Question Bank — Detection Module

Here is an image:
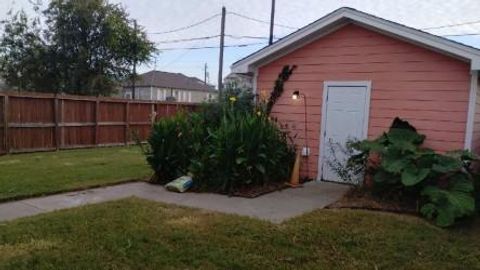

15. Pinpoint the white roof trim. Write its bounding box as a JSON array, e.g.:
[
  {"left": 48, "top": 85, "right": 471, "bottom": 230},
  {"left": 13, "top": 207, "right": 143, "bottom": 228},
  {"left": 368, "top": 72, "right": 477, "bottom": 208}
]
[{"left": 231, "top": 8, "right": 480, "bottom": 73}]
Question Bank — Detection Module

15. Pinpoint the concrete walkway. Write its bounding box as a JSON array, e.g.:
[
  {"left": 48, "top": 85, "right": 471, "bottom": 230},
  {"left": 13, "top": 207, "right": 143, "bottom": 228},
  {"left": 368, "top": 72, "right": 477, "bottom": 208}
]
[{"left": 0, "top": 181, "right": 350, "bottom": 223}]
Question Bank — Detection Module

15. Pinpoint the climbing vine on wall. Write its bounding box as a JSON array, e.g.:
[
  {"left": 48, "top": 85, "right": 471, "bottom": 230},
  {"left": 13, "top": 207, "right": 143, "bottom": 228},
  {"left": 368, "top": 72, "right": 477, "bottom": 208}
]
[{"left": 266, "top": 65, "right": 297, "bottom": 115}]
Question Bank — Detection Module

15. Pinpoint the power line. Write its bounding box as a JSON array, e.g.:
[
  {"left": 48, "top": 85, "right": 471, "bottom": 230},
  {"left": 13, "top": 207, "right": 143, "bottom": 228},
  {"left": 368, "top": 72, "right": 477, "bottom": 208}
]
[
  {"left": 421, "top": 20, "right": 480, "bottom": 30},
  {"left": 148, "top": 13, "right": 221, "bottom": 35},
  {"left": 156, "top": 42, "right": 266, "bottom": 51},
  {"left": 228, "top": 11, "right": 298, "bottom": 30},
  {"left": 155, "top": 35, "right": 220, "bottom": 44},
  {"left": 226, "top": 34, "right": 274, "bottom": 40},
  {"left": 442, "top": 33, "right": 480, "bottom": 37},
  {"left": 153, "top": 34, "right": 275, "bottom": 44}
]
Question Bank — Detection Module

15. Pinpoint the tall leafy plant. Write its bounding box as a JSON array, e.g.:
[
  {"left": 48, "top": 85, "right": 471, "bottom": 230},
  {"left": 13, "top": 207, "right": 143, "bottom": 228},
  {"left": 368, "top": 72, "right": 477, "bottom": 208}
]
[
  {"left": 202, "top": 108, "right": 294, "bottom": 193},
  {"left": 146, "top": 113, "right": 199, "bottom": 183},
  {"left": 348, "top": 118, "right": 477, "bottom": 227},
  {"left": 146, "top": 87, "right": 296, "bottom": 194}
]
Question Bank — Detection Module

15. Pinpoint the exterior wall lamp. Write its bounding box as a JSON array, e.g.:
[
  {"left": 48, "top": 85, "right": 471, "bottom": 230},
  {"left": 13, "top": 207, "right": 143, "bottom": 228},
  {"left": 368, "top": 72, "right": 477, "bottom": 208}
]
[{"left": 292, "top": 90, "right": 310, "bottom": 179}]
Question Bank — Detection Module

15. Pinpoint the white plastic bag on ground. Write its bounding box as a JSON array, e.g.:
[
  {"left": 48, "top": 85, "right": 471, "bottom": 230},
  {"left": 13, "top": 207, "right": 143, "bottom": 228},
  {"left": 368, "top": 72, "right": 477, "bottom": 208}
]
[{"left": 165, "top": 176, "right": 193, "bottom": 193}]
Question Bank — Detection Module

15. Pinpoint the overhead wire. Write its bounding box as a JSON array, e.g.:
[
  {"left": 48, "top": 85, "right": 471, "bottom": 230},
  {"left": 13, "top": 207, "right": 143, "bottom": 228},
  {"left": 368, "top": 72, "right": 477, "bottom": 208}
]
[
  {"left": 148, "top": 13, "right": 221, "bottom": 35},
  {"left": 227, "top": 11, "right": 299, "bottom": 30},
  {"left": 156, "top": 42, "right": 267, "bottom": 51},
  {"left": 155, "top": 35, "right": 220, "bottom": 44},
  {"left": 421, "top": 20, "right": 480, "bottom": 30},
  {"left": 441, "top": 33, "right": 480, "bottom": 37},
  {"left": 153, "top": 34, "right": 276, "bottom": 44}
]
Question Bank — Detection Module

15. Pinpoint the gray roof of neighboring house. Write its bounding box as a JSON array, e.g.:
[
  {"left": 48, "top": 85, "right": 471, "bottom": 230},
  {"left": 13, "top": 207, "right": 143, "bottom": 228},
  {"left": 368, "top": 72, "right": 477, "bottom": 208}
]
[{"left": 123, "top": 70, "right": 216, "bottom": 92}]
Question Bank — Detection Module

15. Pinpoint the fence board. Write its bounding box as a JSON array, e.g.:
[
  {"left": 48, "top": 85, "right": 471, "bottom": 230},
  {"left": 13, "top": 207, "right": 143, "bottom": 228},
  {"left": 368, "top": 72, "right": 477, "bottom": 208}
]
[
  {"left": 0, "top": 92, "right": 199, "bottom": 155},
  {"left": 0, "top": 96, "right": 4, "bottom": 154}
]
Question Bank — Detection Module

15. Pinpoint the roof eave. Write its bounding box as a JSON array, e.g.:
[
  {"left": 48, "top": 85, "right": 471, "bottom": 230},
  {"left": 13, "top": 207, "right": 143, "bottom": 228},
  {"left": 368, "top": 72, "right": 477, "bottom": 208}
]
[{"left": 231, "top": 8, "right": 480, "bottom": 73}]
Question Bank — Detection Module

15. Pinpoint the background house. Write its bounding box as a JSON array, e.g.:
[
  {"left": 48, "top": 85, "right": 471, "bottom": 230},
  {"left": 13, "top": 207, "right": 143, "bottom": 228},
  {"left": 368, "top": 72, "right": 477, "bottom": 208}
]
[
  {"left": 231, "top": 7, "right": 480, "bottom": 182},
  {"left": 0, "top": 78, "right": 7, "bottom": 91},
  {"left": 224, "top": 73, "right": 253, "bottom": 90},
  {"left": 121, "top": 70, "right": 217, "bottom": 102}
]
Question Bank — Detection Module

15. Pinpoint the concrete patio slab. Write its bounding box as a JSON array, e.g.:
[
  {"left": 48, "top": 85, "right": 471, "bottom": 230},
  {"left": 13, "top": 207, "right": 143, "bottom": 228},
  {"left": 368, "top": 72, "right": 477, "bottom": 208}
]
[{"left": 0, "top": 181, "right": 350, "bottom": 223}]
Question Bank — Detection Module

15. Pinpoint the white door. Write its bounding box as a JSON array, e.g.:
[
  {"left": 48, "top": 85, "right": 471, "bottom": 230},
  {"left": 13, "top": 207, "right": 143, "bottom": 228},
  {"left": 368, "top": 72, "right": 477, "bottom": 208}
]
[{"left": 321, "top": 82, "right": 370, "bottom": 182}]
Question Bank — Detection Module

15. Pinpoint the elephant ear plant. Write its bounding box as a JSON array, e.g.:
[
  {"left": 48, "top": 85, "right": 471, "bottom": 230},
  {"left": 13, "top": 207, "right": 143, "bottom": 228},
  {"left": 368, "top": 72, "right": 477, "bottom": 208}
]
[{"left": 348, "top": 118, "right": 478, "bottom": 227}]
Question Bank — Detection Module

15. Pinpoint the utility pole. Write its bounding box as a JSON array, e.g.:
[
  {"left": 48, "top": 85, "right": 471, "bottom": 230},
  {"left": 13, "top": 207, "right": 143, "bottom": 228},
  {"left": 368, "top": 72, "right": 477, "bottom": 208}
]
[
  {"left": 131, "top": 20, "right": 137, "bottom": 100},
  {"left": 269, "top": 0, "right": 275, "bottom": 45},
  {"left": 204, "top": 63, "right": 208, "bottom": 84},
  {"left": 217, "top": 6, "right": 226, "bottom": 95}
]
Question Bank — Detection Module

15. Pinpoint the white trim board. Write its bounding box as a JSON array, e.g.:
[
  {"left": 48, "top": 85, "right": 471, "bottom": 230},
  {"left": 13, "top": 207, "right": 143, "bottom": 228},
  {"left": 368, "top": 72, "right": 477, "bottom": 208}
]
[
  {"left": 465, "top": 70, "right": 479, "bottom": 150},
  {"left": 317, "top": 81, "right": 372, "bottom": 181},
  {"left": 231, "top": 7, "right": 480, "bottom": 73}
]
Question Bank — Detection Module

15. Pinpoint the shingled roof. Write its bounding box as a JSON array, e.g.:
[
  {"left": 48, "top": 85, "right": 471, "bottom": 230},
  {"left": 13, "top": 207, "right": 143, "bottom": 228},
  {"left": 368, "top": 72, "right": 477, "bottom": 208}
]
[{"left": 124, "top": 71, "right": 216, "bottom": 92}]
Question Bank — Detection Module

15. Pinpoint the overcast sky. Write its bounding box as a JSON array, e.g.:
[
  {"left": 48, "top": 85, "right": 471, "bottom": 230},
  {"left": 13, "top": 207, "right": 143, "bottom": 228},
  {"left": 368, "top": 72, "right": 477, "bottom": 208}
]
[{"left": 1, "top": 0, "right": 480, "bottom": 88}]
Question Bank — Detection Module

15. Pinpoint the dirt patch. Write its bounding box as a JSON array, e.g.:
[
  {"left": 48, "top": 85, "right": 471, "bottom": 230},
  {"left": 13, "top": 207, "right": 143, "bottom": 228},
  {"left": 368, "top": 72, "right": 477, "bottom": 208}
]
[
  {"left": 231, "top": 182, "right": 289, "bottom": 198},
  {"left": 327, "top": 187, "right": 418, "bottom": 214},
  {"left": 0, "top": 239, "right": 59, "bottom": 260}
]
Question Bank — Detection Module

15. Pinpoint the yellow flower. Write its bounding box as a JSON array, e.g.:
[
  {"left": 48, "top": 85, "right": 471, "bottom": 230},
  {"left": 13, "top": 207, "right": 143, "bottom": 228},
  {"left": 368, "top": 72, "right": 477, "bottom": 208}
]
[
  {"left": 229, "top": 96, "right": 237, "bottom": 102},
  {"left": 256, "top": 111, "right": 262, "bottom": 116}
]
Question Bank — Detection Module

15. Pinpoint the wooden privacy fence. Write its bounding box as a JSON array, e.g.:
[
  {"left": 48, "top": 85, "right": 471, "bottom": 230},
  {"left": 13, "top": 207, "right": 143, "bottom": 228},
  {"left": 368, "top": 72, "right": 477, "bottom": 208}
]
[{"left": 0, "top": 92, "right": 199, "bottom": 154}]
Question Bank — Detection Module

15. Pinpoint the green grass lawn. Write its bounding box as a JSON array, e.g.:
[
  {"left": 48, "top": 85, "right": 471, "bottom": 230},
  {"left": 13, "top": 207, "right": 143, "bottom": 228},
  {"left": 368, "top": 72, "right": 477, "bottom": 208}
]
[
  {"left": 0, "top": 198, "right": 478, "bottom": 270},
  {"left": 0, "top": 147, "right": 151, "bottom": 201}
]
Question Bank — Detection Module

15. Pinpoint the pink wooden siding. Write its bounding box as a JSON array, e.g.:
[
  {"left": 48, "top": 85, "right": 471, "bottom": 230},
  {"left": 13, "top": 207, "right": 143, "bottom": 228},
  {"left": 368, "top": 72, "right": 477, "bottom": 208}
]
[{"left": 256, "top": 24, "right": 471, "bottom": 179}]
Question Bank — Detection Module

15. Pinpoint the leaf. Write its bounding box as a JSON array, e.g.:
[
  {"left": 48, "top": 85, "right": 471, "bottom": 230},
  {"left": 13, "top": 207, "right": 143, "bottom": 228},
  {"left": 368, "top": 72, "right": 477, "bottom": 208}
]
[
  {"left": 235, "top": 157, "right": 247, "bottom": 165},
  {"left": 421, "top": 183, "right": 476, "bottom": 227},
  {"left": 255, "top": 164, "right": 266, "bottom": 174},
  {"left": 382, "top": 149, "right": 412, "bottom": 174},
  {"left": 387, "top": 128, "right": 425, "bottom": 145},
  {"left": 435, "top": 205, "right": 456, "bottom": 227},
  {"left": 416, "top": 152, "right": 437, "bottom": 169},
  {"left": 447, "top": 191, "right": 475, "bottom": 215},
  {"left": 401, "top": 166, "right": 430, "bottom": 186},
  {"left": 432, "top": 155, "right": 463, "bottom": 173},
  {"left": 420, "top": 203, "right": 436, "bottom": 219},
  {"left": 351, "top": 139, "right": 384, "bottom": 153},
  {"left": 373, "top": 170, "right": 396, "bottom": 183},
  {"left": 446, "top": 150, "right": 478, "bottom": 162}
]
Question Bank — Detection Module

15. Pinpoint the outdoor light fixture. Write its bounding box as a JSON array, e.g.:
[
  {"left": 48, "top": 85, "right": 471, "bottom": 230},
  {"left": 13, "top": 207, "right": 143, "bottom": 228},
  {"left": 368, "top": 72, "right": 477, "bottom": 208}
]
[
  {"left": 291, "top": 90, "right": 310, "bottom": 179},
  {"left": 292, "top": 90, "right": 300, "bottom": 100}
]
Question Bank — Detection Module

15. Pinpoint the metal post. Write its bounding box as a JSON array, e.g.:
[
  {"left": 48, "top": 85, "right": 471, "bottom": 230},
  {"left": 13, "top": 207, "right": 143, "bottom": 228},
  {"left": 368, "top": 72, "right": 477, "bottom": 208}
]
[
  {"left": 303, "top": 94, "right": 309, "bottom": 178},
  {"left": 217, "top": 6, "right": 226, "bottom": 95},
  {"left": 132, "top": 20, "right": 137, "bottom": 100},
  {"left": 269, "top": 0, "right": 276, "bottom": 45}
]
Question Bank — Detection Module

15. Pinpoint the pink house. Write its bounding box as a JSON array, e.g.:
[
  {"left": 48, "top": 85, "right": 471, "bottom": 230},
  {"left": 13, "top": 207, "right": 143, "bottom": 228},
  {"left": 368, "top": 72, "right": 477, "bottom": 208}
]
[{"left": 230, "top": 8, "right": 480, "bottom": 182}]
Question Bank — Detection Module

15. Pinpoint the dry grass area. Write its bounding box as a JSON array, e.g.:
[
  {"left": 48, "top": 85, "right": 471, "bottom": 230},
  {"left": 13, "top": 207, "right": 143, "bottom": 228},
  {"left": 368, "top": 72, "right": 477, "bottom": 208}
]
[{"left": 0, "top": 197, "right": 478, "bottom": 269}]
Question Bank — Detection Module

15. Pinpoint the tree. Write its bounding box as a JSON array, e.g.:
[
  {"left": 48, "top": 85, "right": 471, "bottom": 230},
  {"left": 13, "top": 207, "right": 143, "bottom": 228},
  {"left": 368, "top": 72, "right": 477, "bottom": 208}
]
[{"left": 0, "top": 0, "right": 155, "bottom": 96}]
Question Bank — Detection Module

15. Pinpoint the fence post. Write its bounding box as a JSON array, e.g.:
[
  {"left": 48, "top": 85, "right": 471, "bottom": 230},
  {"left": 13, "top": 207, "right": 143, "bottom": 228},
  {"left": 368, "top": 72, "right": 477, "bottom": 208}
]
[
  {"left": 151, "top": 103, "right": 155, "bottom": 122},
  {"left": 54, "top": 95, "right": 60, "bottom": 150},
  {"left": 2, "top": 95, "right": 8, "bottom": 153},
  {"left": 125, "top": 101, "right": 129, "bottom": 145},
  {"left": 95, "top": 99, "right": 100, "bottom": 146},
  {"left": 60, "top": 99, "right": 65, "bottom": 148}
]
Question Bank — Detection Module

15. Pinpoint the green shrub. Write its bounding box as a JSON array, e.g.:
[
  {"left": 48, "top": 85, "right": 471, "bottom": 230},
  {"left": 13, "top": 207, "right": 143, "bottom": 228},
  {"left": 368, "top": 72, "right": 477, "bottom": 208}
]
[
  {"left": 349, "top": 118, "right": 477, "bottom": 227},
  {"left": 146, "top": 87, "right": 295, "bottom": 194},
  {"left": 197, "top": 109, "right": 295, "bottom": 193},
  {"left": 146, "top": 113, "right": 204, "bottom": 183}
]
